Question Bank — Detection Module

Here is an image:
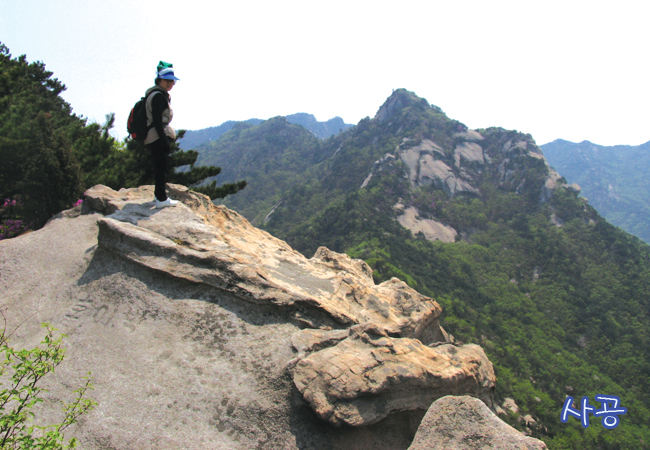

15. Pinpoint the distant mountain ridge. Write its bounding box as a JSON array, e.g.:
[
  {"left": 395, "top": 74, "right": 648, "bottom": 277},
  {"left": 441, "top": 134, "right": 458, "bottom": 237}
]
[
  {"left": 179, "top": 118, "right": 263, "bottom": 150},
  {"left": 541, "top": 139, "right": 650, "bottom": 243},
  {"left": 179, "top": 113, "right": 353, "bottom": 150},
  {"left": 284, "top": 113, "right": 353, "bottom": 139}
]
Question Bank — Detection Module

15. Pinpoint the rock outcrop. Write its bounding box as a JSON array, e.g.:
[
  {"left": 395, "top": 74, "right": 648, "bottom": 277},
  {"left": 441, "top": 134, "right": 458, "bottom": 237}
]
[
  {"left": 84, "top": 184, "right": 443, "bottom": 339},
  {"left": 408, "top": 396, "right": 548, "bottom": 450},
  {"left": 395, "top": 205, "right": 458, "bottom": 243},
  {"left": 398, "top": 138, "right": 479, "bottom": 195},
  {"left": 0, "top": 184, "right": 504, "bottom": 449},
  {"left": 84, "top": 184, "right": 496, "bottom": 425},
  {"left": 290, "top": 326, "right": 494, "bottom": 426}
]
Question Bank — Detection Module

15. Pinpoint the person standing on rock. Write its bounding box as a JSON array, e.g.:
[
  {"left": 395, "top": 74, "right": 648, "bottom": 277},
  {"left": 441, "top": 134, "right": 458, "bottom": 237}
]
[{"left": 145, "top": 61, "right": 180, "bottom": 208}]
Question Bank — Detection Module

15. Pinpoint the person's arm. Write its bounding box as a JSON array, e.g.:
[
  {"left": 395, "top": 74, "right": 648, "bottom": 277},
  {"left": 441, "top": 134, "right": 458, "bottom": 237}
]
[{"left": 151, "top": 92, "right": 170, "bottom": 150}]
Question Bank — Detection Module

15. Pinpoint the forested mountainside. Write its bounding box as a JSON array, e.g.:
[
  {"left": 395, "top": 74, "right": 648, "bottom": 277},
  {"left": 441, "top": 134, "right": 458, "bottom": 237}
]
[
  {"left": 542, "top": 139, "right": 650, "bottom": 244},
  {"left": 179, "top": 113, "right": 353, "bottom": 150},
  {"left": 198, "top": 89, "right": 650, "bottom": 450},
  {"left": 192, "top": 117, "right": 325, "bottom": 224}
]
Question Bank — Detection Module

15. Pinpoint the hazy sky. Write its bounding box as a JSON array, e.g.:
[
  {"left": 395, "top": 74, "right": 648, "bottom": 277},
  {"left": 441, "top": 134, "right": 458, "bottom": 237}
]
[{"left": 1, "top": 0, "right": 648, "bottom": 146}]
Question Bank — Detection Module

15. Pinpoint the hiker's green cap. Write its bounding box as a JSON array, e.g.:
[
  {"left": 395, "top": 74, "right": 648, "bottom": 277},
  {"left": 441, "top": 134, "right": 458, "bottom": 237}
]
[{"left": 156, "top": 61, "right": 180, "bottom": 81}]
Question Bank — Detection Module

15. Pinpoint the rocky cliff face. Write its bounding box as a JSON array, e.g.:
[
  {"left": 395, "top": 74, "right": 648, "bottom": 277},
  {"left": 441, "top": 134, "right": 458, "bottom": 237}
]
[
  {"left": 337, "top": 89, "right": 566, "bottom": 244},
  {"left": 369, "top": 129, "right": 563, "bottom": 241},
  {"left": 0, "top": 184, "right": 545, "bottom": 449}
]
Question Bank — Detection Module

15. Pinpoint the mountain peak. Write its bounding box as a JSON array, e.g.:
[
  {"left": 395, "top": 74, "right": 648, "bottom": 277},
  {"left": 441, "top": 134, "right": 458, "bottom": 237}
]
[{"left": 375, "top": 89, "right": 433, "bottom": 122}]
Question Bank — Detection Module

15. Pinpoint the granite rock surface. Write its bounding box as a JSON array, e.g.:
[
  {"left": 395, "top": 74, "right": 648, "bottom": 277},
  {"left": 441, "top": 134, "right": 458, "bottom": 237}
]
[
  {"left": 408, "top": 396, "right": 548, "bottom": 450},
  {"left": 0, "top": 184, "right": 509, "bottom": 449}
]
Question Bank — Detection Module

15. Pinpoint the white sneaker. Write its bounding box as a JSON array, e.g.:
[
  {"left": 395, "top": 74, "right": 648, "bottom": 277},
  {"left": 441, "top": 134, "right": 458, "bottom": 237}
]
[{"left": 155, "top": 198, "right": 179, "bottom": 208}]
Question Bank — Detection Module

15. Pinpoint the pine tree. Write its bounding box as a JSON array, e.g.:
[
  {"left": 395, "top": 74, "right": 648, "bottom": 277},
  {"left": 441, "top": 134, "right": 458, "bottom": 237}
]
[
  {"left": 122, "top": 129, "right": 246, "bottom": 200},
  {"left": 19, "top": 113, "right": 82, "bottom": 226},
  {"left": 0, "top": 42, "right": 86, "bottom": 229}
]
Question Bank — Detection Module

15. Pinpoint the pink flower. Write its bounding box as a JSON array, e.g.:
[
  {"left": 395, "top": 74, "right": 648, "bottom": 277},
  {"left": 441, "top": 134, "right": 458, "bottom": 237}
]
[{"left": 0, "top": 219, "right": 26, "bottom": 240}]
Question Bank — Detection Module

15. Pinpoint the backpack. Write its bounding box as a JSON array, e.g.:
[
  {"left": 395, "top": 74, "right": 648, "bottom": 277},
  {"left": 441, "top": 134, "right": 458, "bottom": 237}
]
[{"left": 126, "top": 88, "right": 165, "bottom": 142}]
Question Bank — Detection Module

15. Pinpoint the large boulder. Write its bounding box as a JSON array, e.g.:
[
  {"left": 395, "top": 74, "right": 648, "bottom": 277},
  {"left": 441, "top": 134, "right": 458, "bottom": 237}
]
[
  {"left": 290, "top": 326, "right": 495, "bottom": 426},
  {"left": 408, "top": 396, "right": 548, "bottom": 450}
]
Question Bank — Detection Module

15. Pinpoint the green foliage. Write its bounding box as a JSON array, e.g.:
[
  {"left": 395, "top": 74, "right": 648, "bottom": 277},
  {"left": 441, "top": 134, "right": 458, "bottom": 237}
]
[
  {"left": 18, "top": 114, "right": 83, "bottom": 227},
  {"left": 117, "top": 130, "right": 247, "bottom": 200},
  {"left": 69, "top": 114, "right": 128, "bottom": 190},
  {"left": 0, "top": 43, "right": 85, "bottom": 228},
  {"left": 342, "top": 205, "right": 650, "bottom": 448},
  {"left": 542, "top": 139, "right": 650, "bottom": 244},
  {"left": 194, "top": 117, "right": 322, "bottom": 223},
  {"left": 0, "top": 321, "right": 96, "bottom": 449}
]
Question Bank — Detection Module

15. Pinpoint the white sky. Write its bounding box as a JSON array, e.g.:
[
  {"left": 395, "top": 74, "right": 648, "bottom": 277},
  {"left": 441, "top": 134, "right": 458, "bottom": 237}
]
[{"left": 1, "top": 0, "right": 648, "bottom": 147}]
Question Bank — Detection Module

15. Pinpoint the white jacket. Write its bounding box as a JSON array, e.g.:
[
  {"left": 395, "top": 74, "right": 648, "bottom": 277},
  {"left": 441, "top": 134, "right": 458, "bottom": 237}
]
[{"left": 144, "top": 86, "right": 176, "bottom": 145}]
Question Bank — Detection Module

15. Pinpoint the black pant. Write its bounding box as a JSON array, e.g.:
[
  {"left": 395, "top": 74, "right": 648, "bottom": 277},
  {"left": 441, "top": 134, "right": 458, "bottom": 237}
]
[{"left": 146, "top": 139, "right": 170, "bottom": 201}]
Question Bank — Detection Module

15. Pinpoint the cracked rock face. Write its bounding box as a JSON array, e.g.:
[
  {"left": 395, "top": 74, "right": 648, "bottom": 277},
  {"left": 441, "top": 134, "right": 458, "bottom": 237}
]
[{"left": 290, "top": 326, "right": 495, "bottom": 426}]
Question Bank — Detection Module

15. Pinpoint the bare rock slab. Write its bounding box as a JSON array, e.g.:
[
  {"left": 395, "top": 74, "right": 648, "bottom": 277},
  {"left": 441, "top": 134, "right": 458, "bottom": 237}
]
[{"left": 86, "top": 184, "right": 442, "bottom": 339}]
